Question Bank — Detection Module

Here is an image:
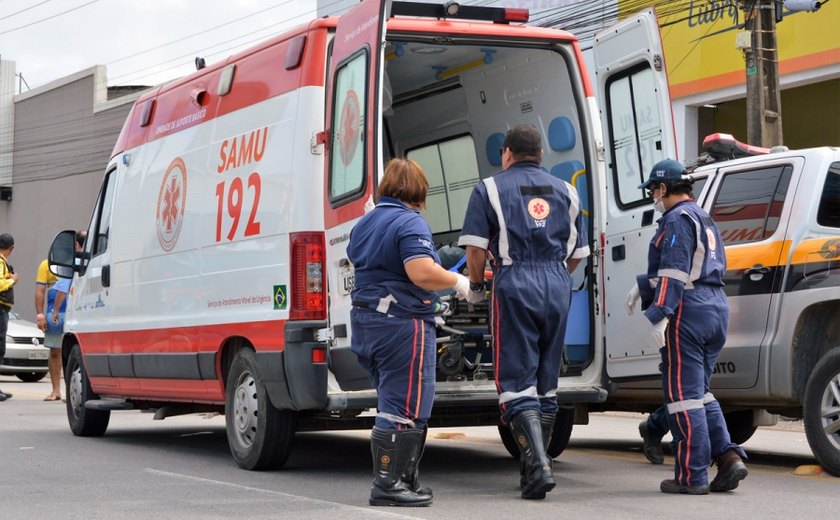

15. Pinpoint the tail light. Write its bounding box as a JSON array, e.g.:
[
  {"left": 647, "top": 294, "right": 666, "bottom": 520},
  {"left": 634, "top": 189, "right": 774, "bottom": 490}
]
[{"left": 290, "top": 232, "right": 326, "bottom": 320}]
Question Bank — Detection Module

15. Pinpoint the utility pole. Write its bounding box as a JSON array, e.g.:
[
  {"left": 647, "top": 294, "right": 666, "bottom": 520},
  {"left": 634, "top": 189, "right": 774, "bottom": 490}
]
[{"left": 744, "top": 0, "right": 783, "bottom": 147}]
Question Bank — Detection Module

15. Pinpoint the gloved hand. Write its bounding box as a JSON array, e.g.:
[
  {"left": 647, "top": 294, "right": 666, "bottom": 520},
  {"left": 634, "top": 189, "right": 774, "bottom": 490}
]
[
  {"left": 452, "top": 273, "right": 470, "bottom": 300},
  {"left": 466, "top": 283, "right": 487, "bottom": 304},
  {"left": 649, "top": 318, "right": 668, "bottom": 347},
  {"left": 625, "top": 283, "right": 640, "bottom": 315}
]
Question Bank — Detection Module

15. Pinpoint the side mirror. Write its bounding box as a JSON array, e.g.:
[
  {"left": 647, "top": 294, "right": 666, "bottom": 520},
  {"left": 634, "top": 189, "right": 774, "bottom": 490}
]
[{"left": 48, "top": 230, "right": 78, "bottom": 279}]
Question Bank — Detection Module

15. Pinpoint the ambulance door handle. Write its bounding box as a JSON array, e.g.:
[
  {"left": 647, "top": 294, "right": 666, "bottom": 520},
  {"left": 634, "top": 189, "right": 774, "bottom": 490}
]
[
  {"left": 101, "top": 264, "right": 111, "bottom": 287},
  {"left": 611, "top": 245, "right": 625, "bottom": 261},
  {"left": 745, "top": 264, "right": 769, "bottom": 282}
]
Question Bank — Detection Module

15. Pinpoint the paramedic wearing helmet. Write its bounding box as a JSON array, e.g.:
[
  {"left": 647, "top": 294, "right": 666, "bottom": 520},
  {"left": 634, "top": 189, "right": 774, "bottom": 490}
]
[
  {"left": 348, "top": 158, "right": 471, "bottom": 507},
  {"left": 459, "top": 124, "right": 589, "bottom": 500},
  {"left": 627, "top": 158, "right": 748, "bottom": 494}
]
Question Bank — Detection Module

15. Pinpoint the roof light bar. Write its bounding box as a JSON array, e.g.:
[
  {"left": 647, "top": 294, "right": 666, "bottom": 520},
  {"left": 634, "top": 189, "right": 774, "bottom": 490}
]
[{"left": 391, "top": 1, "right": 529, "bottom": 23}]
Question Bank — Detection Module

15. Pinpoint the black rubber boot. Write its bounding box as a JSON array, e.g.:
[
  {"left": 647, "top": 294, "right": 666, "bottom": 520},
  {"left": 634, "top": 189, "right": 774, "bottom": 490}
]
[
  {"left": 520, "top": 411, "right": 556, "bottom": 488},
  {"left": 401, "top": 427, "right": 433, "bottom": 497},
  {"left": 510, "top": 410, "right": 556, "bottom": 499},
  {"left": 369, "top": 427, "right": 432, "bottom": 507}
]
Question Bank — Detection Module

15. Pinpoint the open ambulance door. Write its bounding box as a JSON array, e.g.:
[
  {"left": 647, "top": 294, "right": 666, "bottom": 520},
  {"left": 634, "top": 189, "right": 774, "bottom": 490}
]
[
  {"left": 593, "top": 8, "right": 677, "bottom": 380},
  {"left": 322, "top": 0, "right": 390, "bottom": 391}
]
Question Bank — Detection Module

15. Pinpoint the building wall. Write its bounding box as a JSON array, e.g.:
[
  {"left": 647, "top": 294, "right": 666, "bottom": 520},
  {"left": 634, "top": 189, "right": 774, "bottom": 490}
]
[{"left": 4, "top": 66, "right": 142, "bottom": 321}]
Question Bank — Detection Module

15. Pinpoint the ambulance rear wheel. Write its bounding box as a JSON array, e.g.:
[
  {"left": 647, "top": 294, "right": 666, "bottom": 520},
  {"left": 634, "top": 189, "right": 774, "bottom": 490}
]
[
  {"left": 225, "top": 348, "right": 297, "bottom": 470},
  {"left": 497, "top": 408, "right": 575, "bottom": 459},
  {"left": 66, "top": 344, "right": 110, "bottom": 437},
  {"left": 803, "top": 346, "right": 840, "bottom": 477},
  {"left": 547, "top": 408, "right": 575, "bottom": 458}
]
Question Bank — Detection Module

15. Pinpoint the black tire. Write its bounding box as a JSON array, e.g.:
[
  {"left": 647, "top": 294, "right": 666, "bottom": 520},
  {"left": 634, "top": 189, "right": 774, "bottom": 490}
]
[
  {"left": 65, "top": 344, "right": 110, "bottom": 437},
  {"left": 804, "top": 347, "right": 840, "bottom": 477},
  {"left": 17, "top": 372, "right": 47, "bottom": 383},
  {"left": 225, "top": 348, "right": 296, "bottom": 470},
  {"left": 497, "top": 408, "right": 575, "bottom": 460},
  {"left": 547, "top": 408, "right": 575, "bottom": 458},
  {"left": 498, "top": 422, "right": 519, "bottom": 459},
  {"left": 724, "top": 409, "right": 758, "bottom": 445}
]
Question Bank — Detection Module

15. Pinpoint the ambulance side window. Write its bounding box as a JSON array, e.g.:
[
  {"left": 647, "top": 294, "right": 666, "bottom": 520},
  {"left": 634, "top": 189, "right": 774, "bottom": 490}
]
[
  {"left": 604, "top": 64, "right": 667, "bottom": 209},
  {"left": 709, "top": 165, "right": 792, "bottom": 245},
  {"left": 407, "top": 135, "right": 480, "bottom": 234},
  {"left": 817, "top": 162, "right": 840, "bottom": 228},
  {"left": 92, "top": 168, "right": 117, "bottom": 257},
  {"left": 328, "top": 51, "right": 367, "bottom": 204}
]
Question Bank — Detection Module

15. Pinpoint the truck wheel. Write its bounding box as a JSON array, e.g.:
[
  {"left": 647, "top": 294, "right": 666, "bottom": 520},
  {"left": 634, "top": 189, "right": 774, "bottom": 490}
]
[
  {"left": 804, "top": 347, "right": 840, "bottom": 477},
  {"left": 66, "top": 344, "right": 110, "bottom": 437},
  {"left": 497, "top": 408, "right": 575, "bottom": 460},
  {"left": 724, "top": 410, "right": 757, "bottom": 445},
  {"left": 225, "top": 348, "right": 296, "bottom": 470},
  {"left": 17, "top": 372, "right": 46, "bottom": 383}
]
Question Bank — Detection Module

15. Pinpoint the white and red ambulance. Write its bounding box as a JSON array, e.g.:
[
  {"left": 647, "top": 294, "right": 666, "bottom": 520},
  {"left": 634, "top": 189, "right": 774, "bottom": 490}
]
[{"left": 48, "top": 0, "right": 676, "bottom": 470}]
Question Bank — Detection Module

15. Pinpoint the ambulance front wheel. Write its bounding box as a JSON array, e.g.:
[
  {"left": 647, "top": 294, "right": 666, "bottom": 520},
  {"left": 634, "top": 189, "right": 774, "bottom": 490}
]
[
  {"left": 66, "top": 344, "right": 110, "bottom": 437},
  {"left": 225, "top": 348, "right": 297, "bottom": 470},
  {"left": 498, "top": 407, "right": 575, "bottom": 459},
  {"left": 803, "top": 346, "right": 840, "bottom": 477}
]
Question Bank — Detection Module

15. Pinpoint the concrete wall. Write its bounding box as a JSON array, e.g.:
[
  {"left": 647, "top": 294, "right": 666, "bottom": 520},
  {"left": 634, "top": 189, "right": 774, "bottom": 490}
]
[{"left": 2, "top": 66, "right": 144, "bottom": 321}]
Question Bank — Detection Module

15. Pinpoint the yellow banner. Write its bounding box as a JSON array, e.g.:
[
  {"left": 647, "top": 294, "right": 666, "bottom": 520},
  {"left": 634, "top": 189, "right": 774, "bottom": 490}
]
[{"left": 629, "top": 1, "right": 840, "bottom": 98}]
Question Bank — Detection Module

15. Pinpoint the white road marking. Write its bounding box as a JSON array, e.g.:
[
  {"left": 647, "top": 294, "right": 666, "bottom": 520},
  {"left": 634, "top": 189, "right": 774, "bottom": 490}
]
[{"left": 145, "top": 468, "right": 418, "bottom": 518}]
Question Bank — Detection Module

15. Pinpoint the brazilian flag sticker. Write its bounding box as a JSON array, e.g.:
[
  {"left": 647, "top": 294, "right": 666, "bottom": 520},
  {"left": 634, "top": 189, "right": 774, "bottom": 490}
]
[{"left": 273, "top": 285, "right": 287, "bottom": 310}]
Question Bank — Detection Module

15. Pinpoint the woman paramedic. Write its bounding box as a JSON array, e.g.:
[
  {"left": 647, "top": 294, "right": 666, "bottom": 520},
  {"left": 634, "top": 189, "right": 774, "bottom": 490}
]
[{"left": 347, "top": 158, "right": 470, "bottom": 507}]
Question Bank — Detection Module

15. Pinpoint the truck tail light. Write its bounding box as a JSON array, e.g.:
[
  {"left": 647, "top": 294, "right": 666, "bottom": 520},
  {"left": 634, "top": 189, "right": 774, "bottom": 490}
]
[{"left": 290, "top": 232, "right": 326, "bottom": 320}]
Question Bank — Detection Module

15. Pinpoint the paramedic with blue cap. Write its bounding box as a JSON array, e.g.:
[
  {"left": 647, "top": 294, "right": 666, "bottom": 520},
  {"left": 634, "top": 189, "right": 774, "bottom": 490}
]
[
  {"left": 459, "top": 124, "right": 589, "bottom": 499},
  {"left": 626, "top": 158, "right": 748, "bottom": 494},
  {"left": 349, "top": 158, "right": 471, "bottom": 507}
]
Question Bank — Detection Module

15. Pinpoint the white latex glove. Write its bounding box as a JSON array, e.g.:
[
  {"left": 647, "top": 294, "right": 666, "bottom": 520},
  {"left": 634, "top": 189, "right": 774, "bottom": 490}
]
[
  {"left": 466, "top": 284, "right": 487, "bottom": 304},
  {"left": 649, "top": 318, "right": 668, "bottom": 347},
  {"left": 625, "top": 283, "right": 640, "bottom": 316},
  {"left": 452, "top": 273, "right": 470, "bottom": 300}
]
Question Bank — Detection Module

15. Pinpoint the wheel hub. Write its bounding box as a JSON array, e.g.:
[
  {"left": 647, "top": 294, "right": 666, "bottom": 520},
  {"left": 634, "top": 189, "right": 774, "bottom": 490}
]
[
  {"left": 69, "top": 367, "right": 83, "bottom": 417},
  {"left": 232, "top": 373, "right": 259, "bottom": 448},
  {"left": 819, "top": 372, "right": 840, "bottom": 450}
]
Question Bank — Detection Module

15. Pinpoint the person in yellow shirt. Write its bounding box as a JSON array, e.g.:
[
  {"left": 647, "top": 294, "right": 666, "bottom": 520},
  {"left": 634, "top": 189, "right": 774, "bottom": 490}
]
[
  {"left": 35, "top": 258, "right": 62, "bottom": 401},
  {"left": 0, "top": 233, "right": 19, "bottom": 402}
]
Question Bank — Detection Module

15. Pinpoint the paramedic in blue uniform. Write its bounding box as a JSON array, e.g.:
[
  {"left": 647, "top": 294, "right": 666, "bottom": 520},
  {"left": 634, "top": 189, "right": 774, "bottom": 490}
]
[
  {"left": 458, "top": 124, "right": 589, "bottom": 499},
  {"left": 627, "top": 159, "right": 748, "bottom": 494},
  {"left": 348, "top": 157, "right": 471, "bottom": 507}
]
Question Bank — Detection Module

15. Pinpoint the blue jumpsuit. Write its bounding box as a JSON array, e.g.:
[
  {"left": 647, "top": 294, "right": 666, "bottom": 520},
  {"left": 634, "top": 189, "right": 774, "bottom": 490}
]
[
  {"left": 348, "top": 197, "right": 444, "bottom": 430},
  {"left": 459, "top": 161, "right": 589, "bottom": 423},
  {"left": 637, "top": 199, "right": 746, "bottom": 487}
]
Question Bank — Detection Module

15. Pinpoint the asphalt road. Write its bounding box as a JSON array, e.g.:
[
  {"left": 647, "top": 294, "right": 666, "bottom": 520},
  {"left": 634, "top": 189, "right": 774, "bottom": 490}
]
[{"left": 1, "top": 376, "right": 837, "bottom": 519}]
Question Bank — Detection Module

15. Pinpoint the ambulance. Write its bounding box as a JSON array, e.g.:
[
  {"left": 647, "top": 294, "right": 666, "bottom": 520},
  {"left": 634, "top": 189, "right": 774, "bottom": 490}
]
[{"left": 48, "top": 0, "right": 682, "bottom": 471}]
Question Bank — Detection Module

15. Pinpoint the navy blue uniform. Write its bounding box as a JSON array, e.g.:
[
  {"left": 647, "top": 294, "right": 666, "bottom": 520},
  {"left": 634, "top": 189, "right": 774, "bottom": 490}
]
[
  {"left": 459, "top": 161, "right": 589, "bottom": 423},
  {"left": 638, "top": 199, "right": 746, "bottom": 487},
  {"left": 349, "top": 197, "right": 443, "bottom": 430}
]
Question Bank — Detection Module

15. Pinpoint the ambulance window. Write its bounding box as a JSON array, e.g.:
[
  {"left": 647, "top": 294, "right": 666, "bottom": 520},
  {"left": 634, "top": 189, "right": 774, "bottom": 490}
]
[
  {"left": 329, "top": 51, "right": 367, "bottom": 203},
  {"left": 605, "top": 64, "right": 667, "bottom": 208},
  {"left": 408, "top": 135, "right": 480, "bottom": 234},
  {"left": 93, "top": 168, "right": 117, "bottom": 256},
  {"left": 710, "top": 165, "right": 792, "bottom": 245},
  {"left": 817, "top": 163, "right": 840, "bottom": 228}
]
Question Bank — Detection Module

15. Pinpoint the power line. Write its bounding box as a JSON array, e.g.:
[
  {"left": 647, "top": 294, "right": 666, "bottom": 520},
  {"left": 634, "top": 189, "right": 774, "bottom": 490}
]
[{"left": 0, "top": 0, "right": 99, "bottom": 36}]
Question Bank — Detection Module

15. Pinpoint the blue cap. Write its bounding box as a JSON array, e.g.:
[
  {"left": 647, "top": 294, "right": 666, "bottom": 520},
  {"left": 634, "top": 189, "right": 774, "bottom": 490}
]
[{"left": 638, "top": 159, "right": 686, "bottom": 189}]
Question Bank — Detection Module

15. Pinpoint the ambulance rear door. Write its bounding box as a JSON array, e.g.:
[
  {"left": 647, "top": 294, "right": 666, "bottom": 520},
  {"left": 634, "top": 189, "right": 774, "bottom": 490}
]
[
  {"left": 593, "top": 8, "right": 678, "bottom": 380},
  {"left": 322, "top": 0, "right": 390, "bottom": 391}
]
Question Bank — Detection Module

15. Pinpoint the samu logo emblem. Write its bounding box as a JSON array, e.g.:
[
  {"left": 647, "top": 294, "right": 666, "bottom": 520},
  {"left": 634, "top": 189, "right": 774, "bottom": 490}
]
[{"left": 156, "top": 157, "right": 188, "bottom": 252}]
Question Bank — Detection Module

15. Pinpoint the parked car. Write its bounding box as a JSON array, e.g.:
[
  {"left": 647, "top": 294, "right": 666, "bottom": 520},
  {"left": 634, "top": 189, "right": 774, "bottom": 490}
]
[{"left": 1, "top": 310, "right": 48, "bottom": 382}]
